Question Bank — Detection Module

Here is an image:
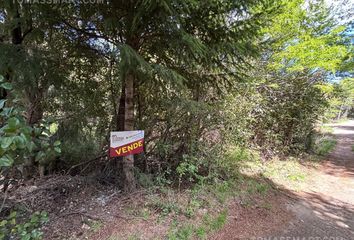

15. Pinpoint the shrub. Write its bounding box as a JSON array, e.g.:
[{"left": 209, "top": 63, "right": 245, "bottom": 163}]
[{"left": 0, "top": 210, "right": 48, "bottom": 240}]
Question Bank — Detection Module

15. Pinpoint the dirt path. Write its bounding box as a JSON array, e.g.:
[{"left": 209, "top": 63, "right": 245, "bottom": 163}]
[{"left": 265, "top": 121, "right": 354, "bottom": 239}]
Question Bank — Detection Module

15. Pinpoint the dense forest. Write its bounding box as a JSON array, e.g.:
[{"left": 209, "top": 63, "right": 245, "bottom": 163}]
[{"left": 0, "top": 0, "right": 353, "bottom": 239}]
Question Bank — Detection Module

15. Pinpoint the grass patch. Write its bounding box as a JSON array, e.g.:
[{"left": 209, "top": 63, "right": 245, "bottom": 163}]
[
  {"left": 168, "top": 221, "right": 195, "bottom": 240},
  {"left": 146, "top": 188, "right": 182, "bottom": 219},
  {"left": 167, "top": 210, "right": 228, "bottom": 240},
  {"left": 263, "top": 158, "right": 307, "bottom": 190},
  {"left": 260, "top": 202, "right": 273, "bottom": 210},
  {"left": 107, "top": 147, "right": 281, "bottom": 240},
  {"left": 206, "top": 210, "right": 227, "bottom": 232},
  {"left": 314, "top": 137, "right": 337, "bottom": 156},
  {"left": 208, "top": 181, "right": 235, "bottom": 203},
  {"left": 318, "top": 125, "right": 334, "bottom": 134},
  {"left": 139, "top": 171, "right": 264, "bottom": 239},
  {"left": 87, "top": 220, "right": 103, "bottom": 232},
  {"left": 244, "top": 178, "right": 269, "bottom": 195},
  {"left": 238, "top": 153, "right": 313, "bottom": 192}
]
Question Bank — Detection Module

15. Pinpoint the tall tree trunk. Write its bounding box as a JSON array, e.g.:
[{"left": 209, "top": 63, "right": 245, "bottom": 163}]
[
  {"left": 113, "top": 83, "right": 125, "bottom": 185},
  {"left": 1, "top": 3, "right": 23, "bottom": 101},
  {"left": 8, "top": 2, "right": 38, "bottom": 178},
  {"left": 117, "top": 84, "right": 125, "bottom": 131},
  {"left": 11, "top": 7, "right": 23, "bottom": 45},
  {"left": 122, "top": 72, "right": 136, "bottom": 192},
  {"left": 23, "top": 89, "right": 44, "bottom": 179},
  {"left": 26, "top": 90, "right": 44, "bottom": 125}
]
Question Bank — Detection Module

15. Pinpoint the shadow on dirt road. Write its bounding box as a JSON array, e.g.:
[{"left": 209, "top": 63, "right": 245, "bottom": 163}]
[{"left": 264, "top": 120, "right": 354, "bottom": 240}]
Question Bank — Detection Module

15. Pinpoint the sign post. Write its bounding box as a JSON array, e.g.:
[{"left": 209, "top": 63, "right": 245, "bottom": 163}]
[{"left": 110, "top": 130, "right": 144, "bottom": 157}]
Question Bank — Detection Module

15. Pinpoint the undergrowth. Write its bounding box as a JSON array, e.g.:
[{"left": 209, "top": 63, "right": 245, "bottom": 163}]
[
  {"left": 109, "top": 140, "right": 328, "bottom": 239},
  {"left": 314, "top": 137, "right": 337, "bottom": 156},
  {"left": 167, "top": 210, "right": 228, "bottom": 240},
  {"left": 112, "top": 147, "right": 278, "bottom": 239},
  {"left": 0, "top": 210, "right": 48, "bottom": 240}
]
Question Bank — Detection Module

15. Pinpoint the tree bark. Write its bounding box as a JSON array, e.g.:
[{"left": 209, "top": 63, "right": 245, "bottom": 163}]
[
  {"left": 114, "top": 83, "right": 125, "bottom": 185},
  {"left": 23, "top": 90, "right": 44, "bottom": 179},
  {"left": 26, "top": 90, "right": 44, "bottom": 126},
  {"left": 117, "top": 84, "right": 125, "bottom": 131},
  {"left": 8, "top": 3, "right": 39, "bottom": 179},
  {"left": 122, "top": 72, "right": 136, "bottom": 192},
  {"left": 1, "top": 3, "right": 23, "bottom": 104},
  {"left": 11, "top": 7, "right": 23, "bottom": 45}
]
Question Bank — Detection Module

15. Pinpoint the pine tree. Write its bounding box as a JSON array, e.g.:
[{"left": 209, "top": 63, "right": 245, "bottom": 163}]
[{"left": 85, "top": 0, "right": 279, "bottom": 191}]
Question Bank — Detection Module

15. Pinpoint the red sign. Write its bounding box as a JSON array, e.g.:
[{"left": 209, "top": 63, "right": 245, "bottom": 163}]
[{"left": 110, "top": 131, "right": 144, "bottom": 157}]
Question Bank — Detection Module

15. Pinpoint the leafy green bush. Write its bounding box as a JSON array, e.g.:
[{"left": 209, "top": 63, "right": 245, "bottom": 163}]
[
  {"left": 0, "top": 76, "right": 61, "bottom": 174},
  {"left": 176, "top": 155, "right": 205, "bottom": 187},
  {"left": 0, "top": 77, "right": 33, "bottom": 168},
  {"left": 250, "top": 70, "right": 328, "bottom": 155},
  {"left": 216, "top": 147, "right": 256, "bottom": 178},
  {"left": 0, "top": 210, "right": 48, "bottom": 240}
]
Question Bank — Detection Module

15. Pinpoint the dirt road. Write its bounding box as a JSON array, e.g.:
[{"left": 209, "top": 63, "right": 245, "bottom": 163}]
[{"left": 266, "top": 121, "right": 354, "bottom": 240}]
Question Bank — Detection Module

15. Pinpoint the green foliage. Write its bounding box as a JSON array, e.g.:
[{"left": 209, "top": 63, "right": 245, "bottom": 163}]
[
  {"left": 0, "top": 0, "right": 350, "bottom": 193},
  {"left": 59, "top": 128, "right": 99, "bottom": 168},
  {"left": 206, "top": 210, "right": 227, "bottom": 232},
  {"left": 135, "top": 170, "right": 154, "bottom": 188},
  {"left": 273, "top": 30, "right": 347, "bottom": 71},
  {"left": 246, "top": 179, "right": 269, "bottom": 195},
  {"left": 0, "top": 210, "right": 48, "bottom": 240},
  {"left": 184, "top": 198, "right": 202, "bottom": 218},
  {"left": 318, "top": 125, "right": 334, "bottom": 134},
  {"left": 251, "top": 0, "right": 352, "bottom": 155},
  {"left": 0, "top": 81, "right": 31, "bottom": 168},
  {"left": 0, "top": 77, "right": 61, "bottom": 171},
  {"left": 168, "top": 222, "right": 194, "bottom": 240},
  {"left": 167, "top": 210, "right": 227, "bottom": 240},
  {"left": 154, "top": 168, "right": 173, "bottom": 186},
  {"left": 322, "top": 78, "right": 354, "bottom": 121},
  {"left": 268, "top": 0, "right": 349, "bottom": 72},
  {"left": 314, "top": 137, "right": 337, "bottom": 156},
  {"left": 214, "top": 147, "right": 256, "bottom": 179},
  {"left": 85, "top": 219, "right": 103, "bottom": 233},
  {"left": 195, "top": 226, "right": 207, "bottom": 240},
  {"left": 32, "top": 122, "right": 61, "bottom": 167},
  {"left": 250, "top": 68, "right": 328, "bottom": 155},
  {"left": 176, "top": 155, "right": 205, "bottom": 186},
  {"left": 0, "top": 2, "right": 352, "bottom": 239},
  {"left": 147, "top": 189, "right": 181, "bottom": 217},
  {"left": 213, "top": 181, "right": 234, "bottom": 203}
]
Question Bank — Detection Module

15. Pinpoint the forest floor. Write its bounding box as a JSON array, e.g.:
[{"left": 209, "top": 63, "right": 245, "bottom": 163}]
[{"left": 2, "top": 121, "right": 354, "bottom": 239}]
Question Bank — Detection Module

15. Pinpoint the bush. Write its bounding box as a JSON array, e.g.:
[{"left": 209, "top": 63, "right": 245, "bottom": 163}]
[
  {"left": 0, "top": 210, "right": 48, "bottom": 240},
  {"left": 314, "top": 137, "right": 337, "bottom": 156},
  {"left": 0, "top": 77, "right": 60, "bottom": 176}
]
